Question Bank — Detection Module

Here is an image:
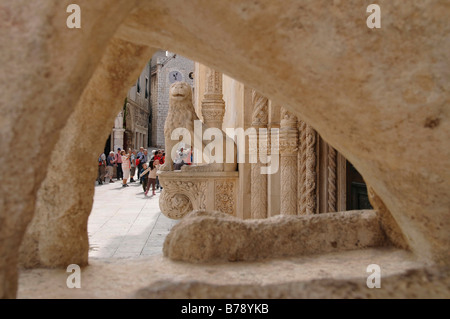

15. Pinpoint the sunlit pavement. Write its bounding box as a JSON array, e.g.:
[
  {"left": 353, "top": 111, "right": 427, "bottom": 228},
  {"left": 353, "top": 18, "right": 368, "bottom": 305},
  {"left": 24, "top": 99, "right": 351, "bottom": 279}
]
[{"left": 88, "top": 177, "right": 177, "bottom": 259}]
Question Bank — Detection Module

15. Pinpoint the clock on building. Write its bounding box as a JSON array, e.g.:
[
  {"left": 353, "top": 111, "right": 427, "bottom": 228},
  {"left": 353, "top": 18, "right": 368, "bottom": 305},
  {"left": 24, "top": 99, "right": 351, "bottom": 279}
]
[{"left": 169, "top": 71, "right": 183, "bottom": 83}]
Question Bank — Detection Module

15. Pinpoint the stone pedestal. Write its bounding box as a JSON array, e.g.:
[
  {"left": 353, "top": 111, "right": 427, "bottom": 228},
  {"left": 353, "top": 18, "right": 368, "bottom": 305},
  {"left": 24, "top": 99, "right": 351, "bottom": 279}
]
[{"left": 158, "top": 170, "right": 239, "bottom": 219}]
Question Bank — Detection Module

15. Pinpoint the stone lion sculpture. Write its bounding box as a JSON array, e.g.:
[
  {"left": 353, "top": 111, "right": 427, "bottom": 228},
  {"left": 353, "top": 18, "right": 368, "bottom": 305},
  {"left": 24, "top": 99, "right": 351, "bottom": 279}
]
[{"left": 159, "top": 81, "right": 237, "bottom": 172}]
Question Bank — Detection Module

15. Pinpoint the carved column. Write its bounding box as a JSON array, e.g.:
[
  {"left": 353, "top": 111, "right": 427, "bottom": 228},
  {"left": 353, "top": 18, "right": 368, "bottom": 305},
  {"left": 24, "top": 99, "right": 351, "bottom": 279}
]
[
  {"left": 280, "top": 107, "right": 298, "bottom": 215},
  {"left": 298, "top": 120, "right": 317, "bottom": 215},
  {"left": 201, "top": 67, "right": 225, "bottom": 130},
  {"left": 327, "top": 145, "right": 337, "bottom": 213},
  {"left": 250, "top": 90, "right": 268, "bottom": 219}
]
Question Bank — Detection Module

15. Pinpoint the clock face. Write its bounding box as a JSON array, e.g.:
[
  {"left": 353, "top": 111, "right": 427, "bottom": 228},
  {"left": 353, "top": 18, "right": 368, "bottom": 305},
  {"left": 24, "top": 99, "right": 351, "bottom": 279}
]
[{"left": 169, "top": 71, "right": 183, "bottom": 83}]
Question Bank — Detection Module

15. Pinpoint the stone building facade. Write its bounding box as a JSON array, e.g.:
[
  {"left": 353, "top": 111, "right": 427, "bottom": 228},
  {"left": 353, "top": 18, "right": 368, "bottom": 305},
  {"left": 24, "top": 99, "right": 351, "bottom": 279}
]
[
  {"left": 150, "top": 51, "right": 195, "bottom": 147},
  {"left": 159, "top": 63, "right": 372, "bottom": 219},
  {"left": 109, "top": 62, "right": 151, "bottom": 153}
]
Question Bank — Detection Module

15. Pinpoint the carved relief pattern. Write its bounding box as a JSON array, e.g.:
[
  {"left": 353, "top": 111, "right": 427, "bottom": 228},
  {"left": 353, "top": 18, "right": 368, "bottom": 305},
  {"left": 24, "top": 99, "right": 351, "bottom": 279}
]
[
  {"left": 202, "top": 108, "right": 226, "bottom": 122},
  {"left": 159, "top": 192, "right": 193, "bottom": 219},
  {"left": 305, "top": 124, "right": 317, "bottom": 215},
  {"left": 251, "top": 91, "right": 268, "bottom": 218},
  {"left": 327, "top": 145, "right": 337, "bottom": 213},
  {"left": 206, "top": 68, "right": 223, "bottom": 95},
  {"left": 280, "top": 107, "right": 298, "bottom": 215},
  {"left": 298, "top": 120, "right": 317, "bottom": 215},
  {"left": 202, "top": 67, "right": 225, "bottom": 128},
  {"left": 215, "top": 181, "right": 235, "bottom": 215},
  {"left": 159, "top": 180, "right": 207, "bottom": 219},
  {"left": 251, "top": 90, "right": 268, "bottom": 127}
]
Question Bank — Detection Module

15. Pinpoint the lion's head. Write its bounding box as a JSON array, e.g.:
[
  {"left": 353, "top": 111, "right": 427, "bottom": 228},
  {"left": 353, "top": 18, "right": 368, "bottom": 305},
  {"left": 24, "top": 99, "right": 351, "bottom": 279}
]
[{"left": 169, "top": 81, "right": 193, "bottom": 104}]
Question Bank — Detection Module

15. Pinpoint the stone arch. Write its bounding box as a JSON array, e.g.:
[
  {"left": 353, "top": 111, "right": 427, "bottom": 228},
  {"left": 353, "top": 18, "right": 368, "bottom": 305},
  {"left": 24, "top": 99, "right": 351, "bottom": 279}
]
[{"left": 0, "top": 1, "right": 448, "bottom": 298}]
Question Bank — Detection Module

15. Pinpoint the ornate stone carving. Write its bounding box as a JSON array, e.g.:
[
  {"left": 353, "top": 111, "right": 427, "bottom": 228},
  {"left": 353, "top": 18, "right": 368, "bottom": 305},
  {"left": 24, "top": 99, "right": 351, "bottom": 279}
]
[
  {"left": 159, "top": 192, "right": 193, "bottom": 219},
  {"left": 251, "top": 90, "right": 268, "bottom": 127},
  {"left": 202, "top": 67, "right": 225, "bottom": 129},
  {"left": 215, "top": 181, "right": 235, "bottom": 215},
  {"left": 201, "top": 109, "right": 226, "bottom": 123},
  {"left": 250, "top": 90, "right": 268, "bottom": 219},
  {"left": 206, "top": 68, "right": 223, "bottom": 96},
  {"left": 327, "top": 145, "right": 337, "bottom": 213},
  {"left": 158, "top": 179, "right": 208, "bottom": 219},
  {"left": 280, "top": 107, "right": 298, "bottom": 215},
  {"left": 298, "top": 120, "right": 317, "bottom": 215},
  {"left": 160, "top": 82, "right": 237, "bottom": 172},
  {"left": 158, "top": 171, "right": 239, "bottom": 219}
]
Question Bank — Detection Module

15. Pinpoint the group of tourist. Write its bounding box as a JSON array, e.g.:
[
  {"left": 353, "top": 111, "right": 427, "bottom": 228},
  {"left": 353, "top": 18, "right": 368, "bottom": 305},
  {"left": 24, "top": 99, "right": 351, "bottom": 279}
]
[{"left": 97, "top": 147, "right": 166, "bottom": 196}]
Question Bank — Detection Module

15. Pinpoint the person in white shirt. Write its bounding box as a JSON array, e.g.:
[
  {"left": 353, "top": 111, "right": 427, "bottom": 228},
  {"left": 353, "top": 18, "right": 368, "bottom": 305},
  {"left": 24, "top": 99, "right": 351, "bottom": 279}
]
[{"left": 121, "top": 150, "right": 131, "bottom": 187}]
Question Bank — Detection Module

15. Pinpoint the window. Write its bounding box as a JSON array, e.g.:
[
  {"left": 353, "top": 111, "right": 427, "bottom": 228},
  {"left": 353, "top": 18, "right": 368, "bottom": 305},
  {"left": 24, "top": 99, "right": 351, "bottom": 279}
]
[
  {"left": 145, "top": 77, "right": 149, "bottom": 99},
  {"left": 137, "top": 78, "right": 141, "bottom": 94}
]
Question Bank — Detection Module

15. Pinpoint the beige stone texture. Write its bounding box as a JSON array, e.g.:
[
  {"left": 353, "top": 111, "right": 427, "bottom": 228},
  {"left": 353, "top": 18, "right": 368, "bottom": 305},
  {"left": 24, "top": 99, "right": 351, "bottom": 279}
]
[
  {"left": 368, "top": 185, "right": 410, "bottom": 250},
  {"left": 17, "top": 249, "right": 448, "bottom": 299},
  {"left": 135, "top": 265, "right": 450, "bottom": 299},
  {"left": 163, "top": 210, "right": 388, "bottom": 262},
  {"left": 0, "top": 0, "right": 448, "bottom": 298},
  {"left": 158, "top": 171, "right": 239, "bottom": 219}
]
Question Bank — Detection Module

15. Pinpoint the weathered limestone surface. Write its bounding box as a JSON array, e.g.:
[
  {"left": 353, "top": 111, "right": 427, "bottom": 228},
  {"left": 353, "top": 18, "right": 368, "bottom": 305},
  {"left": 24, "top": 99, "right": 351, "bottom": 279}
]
[
  {"left": 158, "top": 171, "right": 239, "bottom": 219},
  {"left": 1, "top": 0, "right": 449, "bottom": 298},
  {"left": 163, "top": 210, "right": 388, "bottom": 262},
  {"left": 135, "top": 265, "right": 450, "bottom": 299},
  {"left": 280, "top": 107, "right": 298, "bottom": 215},
  {"left": 19, "top": 37, "right": 153, "bottom": 268},
  {"left": 0, "top": 0, "right": 139, "bottom": 298},
  {"left": 368, "top": 186, "right": 409, "bottom": 250},
  {"left": 15, "top": 249, "right": 441, "bottom": 299}
]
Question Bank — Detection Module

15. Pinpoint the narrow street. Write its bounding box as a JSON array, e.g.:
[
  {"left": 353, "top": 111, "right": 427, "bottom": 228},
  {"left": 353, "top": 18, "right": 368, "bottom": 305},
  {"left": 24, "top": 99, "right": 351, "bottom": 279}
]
[{"left": 88, "top": 179, "right": 177, "bottom": 259}]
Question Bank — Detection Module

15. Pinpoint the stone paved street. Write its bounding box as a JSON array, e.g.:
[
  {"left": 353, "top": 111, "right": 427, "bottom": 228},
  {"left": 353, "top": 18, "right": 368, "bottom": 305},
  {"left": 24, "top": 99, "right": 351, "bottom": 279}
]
[{"left": 88, "top": 178, "right": 177, "bottom": 259}]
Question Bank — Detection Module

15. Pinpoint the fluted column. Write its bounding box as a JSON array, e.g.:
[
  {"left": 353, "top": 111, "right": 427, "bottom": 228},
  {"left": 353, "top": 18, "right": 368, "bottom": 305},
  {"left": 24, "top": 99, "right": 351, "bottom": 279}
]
[
  {"left": 201, "top": 67, "right": 225, "bottom": 130},
  {"left": 250, "top": 90, "right": 268, "bottom": 219},
  {"left": 280, "top": 107, "right": 298, "bottom": 215},
  {"left": 298, "top": 120, "right": 317, "bottom": 215}
]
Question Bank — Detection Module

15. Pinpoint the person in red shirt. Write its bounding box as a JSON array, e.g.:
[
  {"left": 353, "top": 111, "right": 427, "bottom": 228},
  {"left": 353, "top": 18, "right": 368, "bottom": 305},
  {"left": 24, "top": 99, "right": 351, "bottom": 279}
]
[{"left": 155, "top": 150, "right": 164, "bottom": 191}]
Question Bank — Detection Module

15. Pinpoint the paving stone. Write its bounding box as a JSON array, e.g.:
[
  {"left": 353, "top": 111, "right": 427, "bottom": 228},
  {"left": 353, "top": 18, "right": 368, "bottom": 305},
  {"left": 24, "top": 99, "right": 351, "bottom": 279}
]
[{"left": 88, "top": 179, "right": 176, "bottom": 259}]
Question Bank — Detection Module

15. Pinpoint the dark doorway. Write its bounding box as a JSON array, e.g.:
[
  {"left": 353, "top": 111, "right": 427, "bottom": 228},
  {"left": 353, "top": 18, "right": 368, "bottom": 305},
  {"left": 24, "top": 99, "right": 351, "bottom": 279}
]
[{"left": 346, "top": 161, "right": 373, "bottom": 210}]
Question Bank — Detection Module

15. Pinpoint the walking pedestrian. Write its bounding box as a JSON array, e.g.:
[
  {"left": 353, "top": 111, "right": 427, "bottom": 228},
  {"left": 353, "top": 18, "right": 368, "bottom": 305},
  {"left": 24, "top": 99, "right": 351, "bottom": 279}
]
[
  {"left": 121, "top": 150, "right": 130, "bottom": 187},
  {"left": 130, "top": 149, "right": 137, "bottom": 182},
  {"left": 145, "top": 159, "right": 160, "bottom": 196},
  {"left": 105, "top": 151, "right": 115, "bottom": 183},
  {"left": 140, "top": 162, "right": 149, "bottom": 192},
  {"left": 97, "top": 152, "right": 106, "bottom": 185},
  {"left": 115, "top": 148, "right": 123, "bottom": 180},
  {"left": 137, "top": 147, "right": 144, "bottom": 181}
]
